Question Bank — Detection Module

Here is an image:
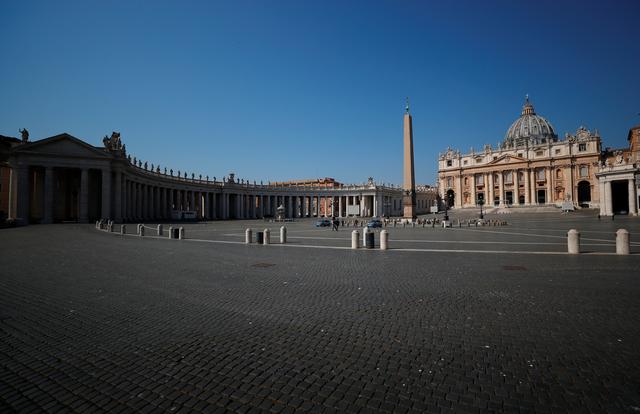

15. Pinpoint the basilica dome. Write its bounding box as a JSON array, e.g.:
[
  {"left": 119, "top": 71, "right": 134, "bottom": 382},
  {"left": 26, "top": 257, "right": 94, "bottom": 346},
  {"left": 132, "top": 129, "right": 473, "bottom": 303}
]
[{"left": 503, "top": 96, "right": 557, "bottom": 148}]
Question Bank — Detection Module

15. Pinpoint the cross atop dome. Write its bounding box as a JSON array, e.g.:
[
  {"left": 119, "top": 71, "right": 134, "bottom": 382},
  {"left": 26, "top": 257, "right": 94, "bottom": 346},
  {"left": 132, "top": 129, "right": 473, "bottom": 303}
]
[{"left": 522, "top": 94, "right": 535, "bottom": 115}]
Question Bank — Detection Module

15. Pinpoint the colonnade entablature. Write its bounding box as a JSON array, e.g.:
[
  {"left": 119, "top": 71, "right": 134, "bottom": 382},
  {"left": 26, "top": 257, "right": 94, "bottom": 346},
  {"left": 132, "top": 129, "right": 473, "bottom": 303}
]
[{"left": 1, "top": 132, "right": 412, "bottom": 224}]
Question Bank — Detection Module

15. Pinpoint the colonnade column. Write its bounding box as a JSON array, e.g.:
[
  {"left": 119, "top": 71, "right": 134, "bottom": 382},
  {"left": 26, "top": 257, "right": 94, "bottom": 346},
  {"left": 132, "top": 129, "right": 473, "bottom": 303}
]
[
  {"left": 79, "top": 168, "right": 89, "bottom": 223},
  {"left": 101, "top": 169, "right": 111, "bottom": 219},
  {"left": 604, "top": 181, "right": 612, "bottom": 215},
  {"left": 114, "top": 171, "right": 122, "bottom": 222},
  {"left": 43, "top": 167, "right": 54, "bottom": 224},
  {"left": 339, "top": 196, "right": 343, "bottom": 217},
  {"left": 629, "top": 179, "right": 637, "bottom": 215}
]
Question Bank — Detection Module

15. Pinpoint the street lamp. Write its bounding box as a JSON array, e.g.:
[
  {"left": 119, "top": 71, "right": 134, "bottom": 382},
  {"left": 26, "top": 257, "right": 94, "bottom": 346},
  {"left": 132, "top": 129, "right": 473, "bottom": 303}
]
[{"left": 478, "top": 198, "right": 485, "bottom": 220}]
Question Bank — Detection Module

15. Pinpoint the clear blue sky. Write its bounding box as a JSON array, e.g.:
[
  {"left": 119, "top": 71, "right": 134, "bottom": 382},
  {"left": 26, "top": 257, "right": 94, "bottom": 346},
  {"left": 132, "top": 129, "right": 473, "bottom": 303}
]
[{"left": 1, "top": 1, "right": 638, "bottom": 185}]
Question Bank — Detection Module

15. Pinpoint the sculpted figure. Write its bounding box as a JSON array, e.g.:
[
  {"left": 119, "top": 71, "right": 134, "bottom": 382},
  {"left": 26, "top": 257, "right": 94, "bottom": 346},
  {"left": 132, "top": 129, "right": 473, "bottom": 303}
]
[
  {"left": 170, "top": 169, "right": 174, "bottom": 176},
  {"left": 19, "top": 128, "right": 29, "bottom": 142}
]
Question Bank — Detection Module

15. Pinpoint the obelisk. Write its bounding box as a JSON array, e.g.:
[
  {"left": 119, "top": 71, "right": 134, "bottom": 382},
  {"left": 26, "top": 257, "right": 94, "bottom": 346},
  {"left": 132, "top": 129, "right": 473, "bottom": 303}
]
[{"left": 403, "top": 98, "right": 416, "bottom": 220}]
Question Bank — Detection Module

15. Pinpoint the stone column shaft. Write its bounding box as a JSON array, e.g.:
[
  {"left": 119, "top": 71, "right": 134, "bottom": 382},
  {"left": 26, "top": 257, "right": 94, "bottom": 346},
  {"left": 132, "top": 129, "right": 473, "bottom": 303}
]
[{"left": 79, "top": 168, "right": 89, "bottom": 223}]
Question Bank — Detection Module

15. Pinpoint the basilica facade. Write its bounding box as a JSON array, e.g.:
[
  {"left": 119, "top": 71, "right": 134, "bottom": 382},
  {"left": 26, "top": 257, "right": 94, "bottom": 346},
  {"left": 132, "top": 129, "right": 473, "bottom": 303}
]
[{"left": 438, "top": 97, "right": 640, "bottom": 216}]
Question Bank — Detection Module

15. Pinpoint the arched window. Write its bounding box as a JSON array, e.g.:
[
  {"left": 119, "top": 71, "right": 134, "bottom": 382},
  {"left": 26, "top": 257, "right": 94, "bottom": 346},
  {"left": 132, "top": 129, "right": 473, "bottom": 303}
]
[
  {"left": 556, "top": 169, "right": 563, "bottom": 179},
  {"left": 464, "top": 177, "right": 468, "bottom": 186}
]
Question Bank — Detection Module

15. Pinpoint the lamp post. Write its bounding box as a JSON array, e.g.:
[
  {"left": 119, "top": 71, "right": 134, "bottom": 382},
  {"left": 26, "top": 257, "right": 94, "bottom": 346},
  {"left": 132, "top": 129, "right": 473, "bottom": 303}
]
[{"left": 478, "top": 198, "right": 485, "bottom": 220}]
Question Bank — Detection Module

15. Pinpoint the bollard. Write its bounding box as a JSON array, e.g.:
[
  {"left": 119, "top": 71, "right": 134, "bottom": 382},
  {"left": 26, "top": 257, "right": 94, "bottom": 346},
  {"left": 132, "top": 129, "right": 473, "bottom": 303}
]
[
  {"left": 139, "top": 226, "right": 145, "bottom": 237},
  {"left": 351, "top": 230, "right": 359, "bottom": 249},
  {"left": 108, "top": 223, "right": 113, "bottom": 232},
  {"left": 393, "top": 221, "right": 396, "bottom": 228},
  {"left": 616, "top": 229, "right": 630, "bottom": 255},
  {"left": 362, "top": 227, "right": 369, "bottom": 245},
  {"left": 567, "top": 229, "right": 580, "bottom": 254},
  {"left": 95, "top": 220, "right": 100, "bottom": 229},
  {"left": 245, "top": 228, "right": 253, "bottom": 244},
  {"left": 411, "top": 222, "right": 415, "bottom": 228},
  {"left": 120, "top": 224, "right": 126, "bottom": 234},
  {"left": 179, "top": 227, "right": 185, "bottom": 240},
  {"left": 157, "top": 224, "right": 163, "bottom": 236},
  {"left": 380, "top": 230, "right": 389, "bottom": 250},
  {"left": 168, "top": 226, "right": 174, "bottom": 239},
  {"left": 263, "top": 228, "right": 270, "bottom": 245},
  {"left": 280, "top": 226, "right": 287, "bottom": 244}
]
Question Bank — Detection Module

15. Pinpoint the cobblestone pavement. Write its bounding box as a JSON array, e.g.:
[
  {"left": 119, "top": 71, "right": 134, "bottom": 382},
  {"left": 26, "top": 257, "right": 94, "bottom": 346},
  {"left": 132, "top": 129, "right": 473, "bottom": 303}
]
[{"left": 1, "top": 214, "right": 639, "bottom": 413}]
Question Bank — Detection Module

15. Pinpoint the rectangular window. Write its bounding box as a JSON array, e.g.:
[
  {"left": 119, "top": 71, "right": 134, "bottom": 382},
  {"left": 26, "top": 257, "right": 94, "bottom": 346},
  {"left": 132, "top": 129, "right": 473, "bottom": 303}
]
[
  {"left": 463, "top": 160, "right": 468, "bottom": 165},
  {"left": 476, "top": 175, "right": 484, "bottom": 185},
  {"left": 555, "top": 149, "right": 561, "bottom": 155},
  {"left": 446, "top": 160, "right": 452, "bottom": 167},
  {"left": 580, "top": 166, "right": 588, "bottom": 177},
  {"left": 447, "top": 177, "right": 452, "bottom": 188},
  {"left": 517, "top": 153, "right": 523, "bottom": 158},
  {"left": 536, "top": 150, "right": 544, "bottom": 156},
  {"left": 536, "top": 169, "right": 545, "bottom": 181},
  {"left": 578, "top": 143, "right": 586, "bottom": 152}
]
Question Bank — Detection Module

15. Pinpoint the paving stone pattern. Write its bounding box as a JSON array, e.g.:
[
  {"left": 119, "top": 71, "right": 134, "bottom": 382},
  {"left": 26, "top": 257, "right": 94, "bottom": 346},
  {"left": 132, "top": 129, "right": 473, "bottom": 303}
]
[{"left": 1, "top": 222, "right": 639, "bottom": 413}]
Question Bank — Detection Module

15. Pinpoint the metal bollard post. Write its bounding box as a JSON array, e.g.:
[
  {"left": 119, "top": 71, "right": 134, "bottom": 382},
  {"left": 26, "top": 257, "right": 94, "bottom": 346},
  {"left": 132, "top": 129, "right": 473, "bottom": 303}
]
[
  {"left": 351, "top": 230, "right": 359, "bottom": 249},
  {"left": 179, "top": 227, "right": 185, "bottom": 240},
  {"left": 263, "top": 228, "right": 270, "bottom": 245},
  {"left": 380, "top": 230, "right": 389, "bottom": 250},
  {"left": 120, "top": 224, "right": 126, "bottom": 234},
  {"left": 280, "top": 226, "right": 287, "bottom": 244},
  {"left": 245, "top": 228, "right": 253, "bottom": 244},
  {"left": 567, "top": 229, "right": 580, "bottom": 254},
  {"left": 157, "top": 224, "right": 163, "bottom": 236},
  {"left": 616, "top": 229, "right": 630, "bottom": 255},
  {"left": 139, "top": 226, "right": 145, "bottom": 237}
]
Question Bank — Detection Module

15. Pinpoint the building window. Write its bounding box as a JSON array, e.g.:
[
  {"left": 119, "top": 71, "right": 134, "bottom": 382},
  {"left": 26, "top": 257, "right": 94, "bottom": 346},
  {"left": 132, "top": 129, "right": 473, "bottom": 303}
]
[
  {"left": 493, "top": 156, "right": 497, "bottom": 160},
  {"left": 464, "top": 177, "right": 469, "bottom": 185},
  {"left": 518, "top": 171, "right": 524, "bottom": 181},
  {"left": 580, "top": 166, "right": 588, "bottom": 177},
  {"left": 556, "top": 169, "right": 563, "bottom": 179},
  {"left": 476, "top": 175, "right": 484, "bottom": 185},
  {"left": 517, "top": 153, "right": 523, "bottom": 158},
  {"left": 447, "top": 177, "right": 452, "bottom": 188},
  {"left": 505, "top": 171, "right": 513, "bottom": 184},
  {"left": 536, "top": 169, "right": 545, "bottom": 181},
  {"left": 555, "top": 149, "right": 561, "bottom": 155},
  {"left": 578, "top": 143, "right": 586, "bottom": 152},
  {"left": 463, "top": 160, "right": 468, "bottom": 165},
  {"left": 446, "top": 160, "right": 452, "bottom": 167},
  {"left": 536, "top": 150, "right": 544, "bottom": 156}
]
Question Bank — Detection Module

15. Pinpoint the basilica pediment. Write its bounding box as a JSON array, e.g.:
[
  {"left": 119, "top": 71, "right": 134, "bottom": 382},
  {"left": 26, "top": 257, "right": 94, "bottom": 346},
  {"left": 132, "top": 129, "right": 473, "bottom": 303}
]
[
  {"left": 486, "top": 154, "right": 527, "bottom": 165},
  {"left": 13, "top": 133, "right": 111, "bottom": 159}
]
